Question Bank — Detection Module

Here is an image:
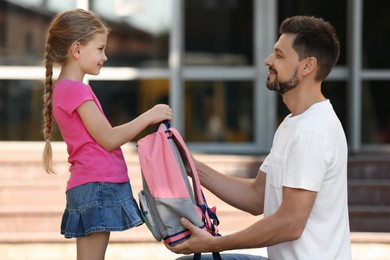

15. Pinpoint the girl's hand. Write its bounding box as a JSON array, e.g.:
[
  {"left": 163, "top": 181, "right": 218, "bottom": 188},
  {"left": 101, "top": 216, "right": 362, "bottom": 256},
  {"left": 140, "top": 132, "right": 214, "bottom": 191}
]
[
  {"left": 146, "top": 104, "right": 173, "bottom": 125},
  {"left": 77, "top": 102, "right": 172, "bottom": 151}
]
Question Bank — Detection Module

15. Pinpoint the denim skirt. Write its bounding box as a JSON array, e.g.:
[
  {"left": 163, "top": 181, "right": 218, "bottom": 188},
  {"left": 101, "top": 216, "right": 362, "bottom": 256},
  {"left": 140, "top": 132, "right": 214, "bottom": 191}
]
[{"left": 61, "top": 182, "right": 144, "bottom": 238}]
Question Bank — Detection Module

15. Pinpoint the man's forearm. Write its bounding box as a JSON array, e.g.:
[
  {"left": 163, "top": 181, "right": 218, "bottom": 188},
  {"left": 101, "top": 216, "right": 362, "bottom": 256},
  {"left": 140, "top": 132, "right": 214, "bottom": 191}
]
[{"left": 195, "top": 160, "right": 265, "bottom": 215}]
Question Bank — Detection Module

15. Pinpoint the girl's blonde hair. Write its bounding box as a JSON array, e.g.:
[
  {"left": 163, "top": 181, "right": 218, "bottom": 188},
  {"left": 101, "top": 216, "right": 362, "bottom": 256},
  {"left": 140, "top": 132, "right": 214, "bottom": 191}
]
[{"left": 42, "top": 9, "right": 109, "bottom": 173}]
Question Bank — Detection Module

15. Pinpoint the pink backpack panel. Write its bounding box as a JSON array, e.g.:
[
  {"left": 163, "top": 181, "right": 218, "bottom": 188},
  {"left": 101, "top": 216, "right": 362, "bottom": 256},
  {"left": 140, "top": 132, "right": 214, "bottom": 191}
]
[{"left": 137, "top": 122, "right": 220, "bottom": 246}]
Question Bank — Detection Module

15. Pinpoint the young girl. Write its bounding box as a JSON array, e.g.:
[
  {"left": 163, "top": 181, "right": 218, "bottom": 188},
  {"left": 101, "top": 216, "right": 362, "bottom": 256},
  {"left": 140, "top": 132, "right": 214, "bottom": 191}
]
[{"left": 42, "top": 9, "right": 172, "bottom": 260}]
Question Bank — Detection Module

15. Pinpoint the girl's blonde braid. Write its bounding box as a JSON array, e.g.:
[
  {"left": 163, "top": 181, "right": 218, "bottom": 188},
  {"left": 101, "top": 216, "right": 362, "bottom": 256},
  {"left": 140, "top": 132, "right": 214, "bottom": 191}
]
[{"left": 42, "top": 47, "right": 55, "bottom": 174}]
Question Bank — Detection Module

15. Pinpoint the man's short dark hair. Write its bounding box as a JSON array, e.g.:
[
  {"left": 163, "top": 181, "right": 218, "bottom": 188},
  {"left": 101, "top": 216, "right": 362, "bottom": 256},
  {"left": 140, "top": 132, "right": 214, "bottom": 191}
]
[{"left": 280, "top": 16, "right": 340, "bottom": 81}]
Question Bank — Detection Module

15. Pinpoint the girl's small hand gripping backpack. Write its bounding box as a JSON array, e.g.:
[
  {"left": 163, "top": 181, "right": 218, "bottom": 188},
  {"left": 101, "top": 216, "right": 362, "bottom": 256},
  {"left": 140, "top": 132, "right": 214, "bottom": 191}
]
[{"left": 137, "top": 122, "right": 221, "bottom": 259}]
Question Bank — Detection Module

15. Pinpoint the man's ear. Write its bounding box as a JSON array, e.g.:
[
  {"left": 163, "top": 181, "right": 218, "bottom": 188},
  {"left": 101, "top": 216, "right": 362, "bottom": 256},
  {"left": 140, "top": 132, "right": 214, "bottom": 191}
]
[
  {"left": 302, "top": 57, "right": 317, "bottom": 76},
  {"left": 70, "top": 42, "right": 81, "bottom": 58}
]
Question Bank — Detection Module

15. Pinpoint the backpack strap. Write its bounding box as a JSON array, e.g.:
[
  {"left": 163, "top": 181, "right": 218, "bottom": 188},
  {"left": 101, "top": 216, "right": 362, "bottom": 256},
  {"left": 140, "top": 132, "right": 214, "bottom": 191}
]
[
  {"left": 167, "top": 127, "right": 204, "bottom": 203},
  {"left": 166, "top": 126, "right": 220, "bottom": 237},
  {"left": 164, "top": 123, "right": 221, "bottom": 259},
  {"left": 193, "top": 252, "right": 222, "bottom": 260}
]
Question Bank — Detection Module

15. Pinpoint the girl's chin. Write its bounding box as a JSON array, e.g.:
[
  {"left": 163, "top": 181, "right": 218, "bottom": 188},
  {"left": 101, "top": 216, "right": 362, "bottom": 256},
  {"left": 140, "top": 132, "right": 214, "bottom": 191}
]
[{"left": 89, "top": 70, "right": 100, "bottom": 76}]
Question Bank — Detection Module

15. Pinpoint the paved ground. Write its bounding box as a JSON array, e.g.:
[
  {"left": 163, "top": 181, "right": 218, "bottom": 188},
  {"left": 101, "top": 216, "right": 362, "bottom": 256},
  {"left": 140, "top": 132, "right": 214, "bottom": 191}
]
[{"left": 1, "top": 240, "right": 390, "bottom": 260}]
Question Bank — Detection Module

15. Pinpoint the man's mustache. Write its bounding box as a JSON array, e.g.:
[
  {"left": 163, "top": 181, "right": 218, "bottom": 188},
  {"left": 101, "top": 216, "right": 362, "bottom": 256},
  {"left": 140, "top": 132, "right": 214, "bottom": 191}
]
[{"left": 268, "top": 66, "right": 277, "bottom": 74}]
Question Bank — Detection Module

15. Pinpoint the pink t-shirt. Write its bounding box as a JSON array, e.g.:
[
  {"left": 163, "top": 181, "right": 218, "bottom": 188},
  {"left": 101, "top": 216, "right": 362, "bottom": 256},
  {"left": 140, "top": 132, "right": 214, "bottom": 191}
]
[{"left": 53, "top": 80, "right": 129, "bottom": 191}]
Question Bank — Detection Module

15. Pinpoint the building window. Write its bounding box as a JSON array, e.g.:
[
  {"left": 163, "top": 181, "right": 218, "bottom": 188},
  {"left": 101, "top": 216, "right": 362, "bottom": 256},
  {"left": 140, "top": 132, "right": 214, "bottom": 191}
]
[
  {"left": 184, "top": 80, "right": 253, "bottom": 143},
  {"left": 92, "top": 0, "right": 171, "bottom": 68},
  {"left": 362, "top": 81, "right": 390, "bottom": 144},
  {"left": 362, "top": 0, "right": 390, "bottom": 69},
  {"left": 184, "top": 0, "right": 253, "bottom": 66},
  {"left": 91, "top": 79, "right": 169, "bottom": 139},
  {"left": 0, "top": 80, "right": 42, "bottom": 140}
]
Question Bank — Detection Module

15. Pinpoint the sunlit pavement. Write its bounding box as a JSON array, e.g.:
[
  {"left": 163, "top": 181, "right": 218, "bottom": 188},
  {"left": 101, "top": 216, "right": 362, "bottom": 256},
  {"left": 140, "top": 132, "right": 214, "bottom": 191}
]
[{"left": 0, "top": 240, "right": 390, "bottom": 260}]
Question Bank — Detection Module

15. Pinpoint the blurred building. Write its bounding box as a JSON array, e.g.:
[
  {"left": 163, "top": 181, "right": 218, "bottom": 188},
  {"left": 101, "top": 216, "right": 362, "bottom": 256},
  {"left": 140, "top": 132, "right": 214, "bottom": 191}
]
[
  {"left": 0, "top": 0, "right": 390, "bottom": 243},
  {"left": 1, "top": 0, "right": 390, "bottom": 153}
]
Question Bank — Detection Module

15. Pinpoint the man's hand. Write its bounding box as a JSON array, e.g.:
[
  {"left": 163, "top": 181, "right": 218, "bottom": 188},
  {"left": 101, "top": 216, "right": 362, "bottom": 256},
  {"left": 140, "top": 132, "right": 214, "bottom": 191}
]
[{"left": 165, "top": 218, "right": 218, "bottom": 255}]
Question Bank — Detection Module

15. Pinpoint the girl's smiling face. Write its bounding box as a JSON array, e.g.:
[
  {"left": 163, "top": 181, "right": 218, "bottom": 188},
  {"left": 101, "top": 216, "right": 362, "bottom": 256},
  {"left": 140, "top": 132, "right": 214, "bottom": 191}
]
[{"left": 78, "top": 32, "right": 108, "bottom": 76}]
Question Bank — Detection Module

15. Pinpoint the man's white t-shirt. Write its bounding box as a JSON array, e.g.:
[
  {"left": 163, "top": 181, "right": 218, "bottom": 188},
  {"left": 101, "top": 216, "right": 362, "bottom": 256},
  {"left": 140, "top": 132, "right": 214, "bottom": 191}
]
[{"left": 260, "top": 100, "right": 351, "bottom": 260}]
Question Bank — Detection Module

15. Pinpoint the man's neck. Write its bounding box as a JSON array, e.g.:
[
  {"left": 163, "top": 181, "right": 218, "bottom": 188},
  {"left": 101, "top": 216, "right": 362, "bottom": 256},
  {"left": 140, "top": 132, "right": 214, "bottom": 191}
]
[{"left": 282, "top": 82, "right": 326, "bottom": 116}]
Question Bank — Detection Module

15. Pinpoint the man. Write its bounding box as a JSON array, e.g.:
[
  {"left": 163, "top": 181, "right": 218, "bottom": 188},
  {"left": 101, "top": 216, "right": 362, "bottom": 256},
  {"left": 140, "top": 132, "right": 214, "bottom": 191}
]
[{"left": 167, "top": 16, "right": 352, "bottom": 260}]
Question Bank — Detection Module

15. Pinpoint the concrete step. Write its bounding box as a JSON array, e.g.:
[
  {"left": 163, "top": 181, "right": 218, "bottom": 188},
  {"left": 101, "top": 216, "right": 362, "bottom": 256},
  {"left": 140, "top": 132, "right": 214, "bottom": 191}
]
[
  {"left": 349, "top": 206, "right": 390, "bottom": 232},
  {"left": 0, "top": 171, "right": 259, "bottom": 243},
  {"left": 0, "top": 180, "right": 66, "bottom": 206},
  {"left": 0, "top": 197, "right": 259, "bottom": 243},
  {"left": 348, "top": 155, "right": 390, "bottom": 179},
  {"left": 348, "top": 180, "right": 390, "bottom": 205},
  {"left": 1, "top": 142, "right": 390, "bottom": 242}
]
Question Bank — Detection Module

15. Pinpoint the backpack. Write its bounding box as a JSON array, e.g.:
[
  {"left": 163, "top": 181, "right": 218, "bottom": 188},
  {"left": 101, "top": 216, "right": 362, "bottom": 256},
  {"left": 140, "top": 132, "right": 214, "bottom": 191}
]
[{"left": 137, "top": 122, "right": 221, "bottom": 259}]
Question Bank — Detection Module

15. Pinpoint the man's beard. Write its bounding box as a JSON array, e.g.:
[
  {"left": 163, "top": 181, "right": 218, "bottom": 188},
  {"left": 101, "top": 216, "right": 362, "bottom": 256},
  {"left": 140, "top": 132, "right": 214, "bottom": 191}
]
[{"left": 266, "top": 68, "right": 299, "bottom": 95}]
